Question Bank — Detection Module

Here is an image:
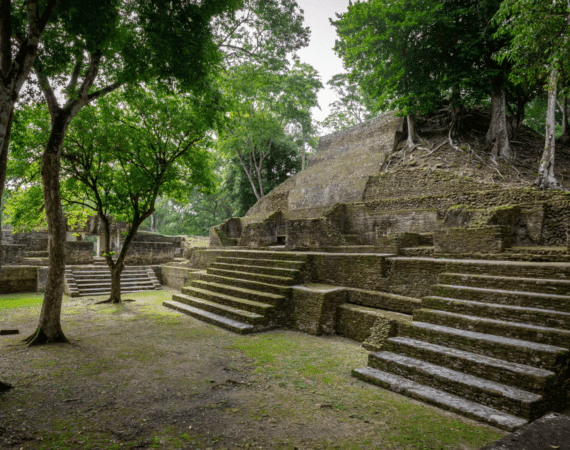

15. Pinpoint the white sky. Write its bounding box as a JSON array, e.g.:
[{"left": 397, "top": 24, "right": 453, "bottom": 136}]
[{"left": 294, "top": 0, "right": 352, "bottom": 124}]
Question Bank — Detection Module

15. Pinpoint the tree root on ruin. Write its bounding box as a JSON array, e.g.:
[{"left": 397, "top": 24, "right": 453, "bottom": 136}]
[
  {"left": 94, "top": 298, "right": 135, "bottom": 305},
  {"left": 23, "top": 327, "right": 69, "bottom": 347}
]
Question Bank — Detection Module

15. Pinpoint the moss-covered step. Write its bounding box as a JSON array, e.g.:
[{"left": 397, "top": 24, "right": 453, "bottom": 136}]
[
  {"left": 199, "top": 273, "right": 292, "bottom": 296},
  {"left": 437, "top": 273, "right": 570, "bottom": 296},
  {"left": 171, "top": 293, "right": 269, "bottom": 326},
  {"left": 210, "top": 262, "right": 300, "bottom": 279},
  {"left": 181, "top": 285, "right": 276, "bottom": 316},
  {"left": 216, "top": 256, "right": 305, "bottom": 270},
  {"left": 367, "top": 351, "right": 543, "bottom": 420},
  {"left": 162, "top": 300, "right": 255, "bottom": 334},
  {"left": 220, "top": 249, "right": 308, "bottom": 262},
  {"left": 352, "top": 366, "right": 527, "bottom": 432},
  {"left": 400, "top": 322, "right": 569, "bottom": 372},
  {"left": 422, "top": 297, "right": 570, "bottom": 330},
  {"left": 414, "top": 309, "right": 570, "bottom": 349},
  {"left": 189, "top": 280, "right": 285, "bottom": 306},
  {"left": 384, "top": 337, "right": 557, "bottom": 395},
  {"left": 206, "top": 267, "right": 295, "bottom": 286},
  {"left": 345, "top": 288, "right": 421, "bottom": 315},
  {"left": 431, "top": 285, "right": 570, "bottom": 312}
]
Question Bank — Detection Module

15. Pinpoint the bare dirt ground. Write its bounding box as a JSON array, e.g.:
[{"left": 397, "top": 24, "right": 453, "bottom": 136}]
[{"left": 1, "top": 288, "right": 508, "bottom": 450}]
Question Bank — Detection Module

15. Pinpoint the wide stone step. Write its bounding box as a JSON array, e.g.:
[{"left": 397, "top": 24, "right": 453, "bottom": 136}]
[
  {"left": 76, "top": 282, "right": 156, "bottom": 290},
  {"left": 414, "top": 309, "right": 570, "bottom": 348},
  {"left": 207, "top": 268, "right": 295, "bottom": 286},
  {"left": 220, "top": 250, "right": 307, "bottom": 262},
  {"left": 216, "top": 257, "right": 304, "bottom": 270},
  {"left": 77, "top": 288, "right": 159, "bottom": 297},
  {"left": 368, "top": 351, "right": 543, "bottom": 420},
  {"left": 189, "top": 280, "right": 284, "bottom": 306},
  {"left": 438, "top": 273, "right": 570, "bottom": 296},
  {"left": 162, "top": 300, "right": 255, "bottom": 334},
  {"left": 181, "top": 286, "right": 275, "bottom": 316},
  {"left": 200, "top": 273, "right": 291, "bottom": 296},
  {"left": 400, "top": 322, "right": 568, "bottom": 371},
  {"left": 352, "top": 367, "right": 527, "bottom": 431},
  {"left": 423, "top": 297, "right": 570, "bottom": 330},
  {"left": 172, "top": 293, "right": 267, "bottom": 325},
  {"left": 386, "top": 337, "right": 556, "bottom": 395},
  {"left": 210, "top": 262, "right": 299, "bottom": 278},
  {"left": 431, "top": 284, "right": 570, "bottom": 313}
]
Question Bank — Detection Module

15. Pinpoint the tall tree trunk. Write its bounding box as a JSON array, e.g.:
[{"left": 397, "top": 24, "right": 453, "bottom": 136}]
[
  {"left": 558, "top": 82, "right": 570, "bottom": 145},
  {"left": 406, "top": 114, "right": 418, "bottom": 147},
  {"left": 25, "top": 115, "right": 71, "bottom": 346},
  {"left": 301, "top": 130, "right": 306, "bottom": 170},
  {"left": 486, "top": 90, "right": 512, "bottom": 160},
  {"left": 0, "top": 105, "right": 12, "bottom": 268},
  {"left": 150, "top": 213, "right": 155, "bottom": 232},
  {"left": 536, "top": 67, "right": 562, "bottom": 190}
]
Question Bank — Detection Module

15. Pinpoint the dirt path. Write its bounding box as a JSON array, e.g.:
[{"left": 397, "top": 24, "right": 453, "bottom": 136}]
[{"left": 1, "top": 289, "right": 506, "bottom": 449}]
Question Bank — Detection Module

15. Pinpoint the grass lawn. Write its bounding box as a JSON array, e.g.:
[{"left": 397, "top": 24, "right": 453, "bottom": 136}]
[{"left": 0, "top": 289, "right": 507, "bottom": 449}]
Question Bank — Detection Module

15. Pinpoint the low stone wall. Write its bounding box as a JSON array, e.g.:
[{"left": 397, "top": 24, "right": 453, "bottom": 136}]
[
  {"left": 186, "top": 249, "right": 224, "bottom": 269},
  {"left": 0, "top": 266, "right": 38, "bottom": 294},
  {"left": 336, "top": 304, "right": 410, "bottom": 343},
  {"left": 285, "top": 219, "right": 344, "bottom": 250},
  {"left": 433, "top": 226, "right": 507, "bottom": 255},
  {"left": 287, "top": 284, "right": 346, "bottom": 335},
  {"left": 11, "top": 230, "right": 49, "bottom": 252},
  {"left": 161, "top": 266, "right": 198, "bottom": 289},
  {"left": 304, "top": 253, "right": 390, "bottom": 290},
  {"left": 1, "top": 244, "right": 25, "bottom": 265},
  {"left": 125, "top": 242, "right": 174, "bottom": 265},
  {"left": 65, "top": 241, "right": 94, "bottom": 265}
]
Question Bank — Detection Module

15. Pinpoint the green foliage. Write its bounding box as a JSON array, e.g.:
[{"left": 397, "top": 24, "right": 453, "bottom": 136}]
[
  {"left": 333, "top": 0, "right": 508, "bottom": 116},
  {"left": 224, "top": 136, "right": 301, "bottom": 216},
  {"left": 322, "top": 73, "right": 377, "bottom": 132}
]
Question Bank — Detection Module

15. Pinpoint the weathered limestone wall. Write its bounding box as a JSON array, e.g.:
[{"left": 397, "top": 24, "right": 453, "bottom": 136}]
[
  {"left": 0, "top": 245, "right": 25, "bottom": 265},
  {"left": 65, "top": 241, "right": 94, "bottom": 265},
  {"left": 125, "top": 242, "right": 175, "bottom": 265},
  {"left": 0, "top": 267, "right": 38, "bottom": 294},
  {"left": 161, "top": 266, "right": 198, "bottom": 289},
  {"left": 244, "top": 114, "right": 405, "bottom": 220},
  {"left": 433, "top": 226, "right": 507, "bottom": 255}
]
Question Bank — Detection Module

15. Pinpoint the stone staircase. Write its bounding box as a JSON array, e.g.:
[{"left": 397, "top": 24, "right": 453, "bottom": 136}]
[
  {"left": 65, "top": 266, "right": 161, "bottom": 297},
  {"left": 353, "top": 263, "right": 570, "bottom": 431},
  {"left": 163, "top": 250, "right": 307, "bottom": 334}
]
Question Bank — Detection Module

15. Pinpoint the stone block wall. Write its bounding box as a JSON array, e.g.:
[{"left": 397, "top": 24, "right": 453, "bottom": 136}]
[
  {"left": 287, "top": 284, "right": 346, "bottom": 335},
  {"left": 0, "top": 267, "right": 38, "bottom": 294},
  {"left": 125, "top": 241, "right": 174, "bottom": 265},
  {"left": 433, "top": 226, "right": 507, "bottom": 255},
  {"left": 161, "top": 266, "right": 197, "bottom": 289},
  {"left": 285, "top": 218, "right": 345, "bottom": 250},
  {"left": 303, "top": 253, "right": 390, "bottom": 290},
  {"left": 0, "top": 244, "right": 25, "bottom": 265},
  {"left": 9, "top": 230, "right": 49, "bottom": 252},
  {"left": 65, "top": 241, "right": 94, "bottom": 264}
]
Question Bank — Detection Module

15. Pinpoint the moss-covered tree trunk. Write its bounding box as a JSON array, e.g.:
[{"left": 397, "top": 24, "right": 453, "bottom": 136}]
[
  {"left": 536, "top": 67, "right": 562, "bottom": 190},
  {"left": 108, "top": 262, "right": 124, "bottom": 303},
  {"left": 486, "top": 90, "right": 512, "bottom": 160},
  {"left": 25, "top": 115, "right": 71, "bottom": 346}
]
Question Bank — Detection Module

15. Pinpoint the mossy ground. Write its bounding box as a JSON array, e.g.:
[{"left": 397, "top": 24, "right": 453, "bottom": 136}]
[{"left": 1, "top": 288, "right": 506, "bottom": 449}]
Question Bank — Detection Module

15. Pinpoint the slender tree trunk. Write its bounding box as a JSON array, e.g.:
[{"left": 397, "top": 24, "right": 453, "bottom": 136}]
[
  {"left": 0, "top": 105, "right": 12, "bottom": 268},
  {"left": 406, "top": 114, "right": 417, "bottom": 147},
  {"left": 0, "top": 380, "right": 12, "bottom": 392},
  {"left": 558, "top": 82, "right": 570, "bottom": 145},
  {"left": 301, "top": 130, "right": 306, "bottom": 170},
  {"left": 536, "top": 67, "right": 562, "bottom": 190},
  {"left": 25, "top": 115, "right": 71, "bottom": 346},
  {"left": 486, "top": 90, "right": 512, "bottom": 159},
  {"left": 108, "top": 262, "right": 124, "bottom": 303},
  {"left": 150, "top": 213, "right": 155, "bottom": 232}
]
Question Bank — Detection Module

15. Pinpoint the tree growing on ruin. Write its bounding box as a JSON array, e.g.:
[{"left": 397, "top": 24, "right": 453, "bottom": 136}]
[
  {"left": 333, "top": 0, "right": 515, "bottom": 157},
  {"left": 494, "top": 0, "right": 570, "bottom": 189}
]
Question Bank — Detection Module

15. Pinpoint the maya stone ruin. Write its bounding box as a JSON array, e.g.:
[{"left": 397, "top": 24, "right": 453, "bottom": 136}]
[{"left": 3, "top": 112, "right": 570, "bottom": 431}]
